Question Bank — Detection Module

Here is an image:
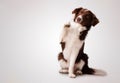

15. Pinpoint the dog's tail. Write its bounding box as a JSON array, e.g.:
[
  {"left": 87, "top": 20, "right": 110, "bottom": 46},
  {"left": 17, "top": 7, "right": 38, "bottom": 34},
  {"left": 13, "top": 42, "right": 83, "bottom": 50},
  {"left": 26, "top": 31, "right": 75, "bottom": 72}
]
[{"left": 82, "top": 66, "right": 106, "bottom": 76}]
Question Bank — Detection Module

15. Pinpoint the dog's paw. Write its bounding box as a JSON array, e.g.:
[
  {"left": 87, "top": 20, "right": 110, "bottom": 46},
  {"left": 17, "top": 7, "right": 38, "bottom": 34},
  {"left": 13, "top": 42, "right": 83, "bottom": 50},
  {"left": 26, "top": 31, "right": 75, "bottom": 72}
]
[
  {"left": 69, "top": 73, "right": 76, "bottom": 78},
  {"left": 59, "top": 69, "right": 68, "bottom": 74},
  {"left": 76, "top": 70, "right": 82, "bottom": 75}
]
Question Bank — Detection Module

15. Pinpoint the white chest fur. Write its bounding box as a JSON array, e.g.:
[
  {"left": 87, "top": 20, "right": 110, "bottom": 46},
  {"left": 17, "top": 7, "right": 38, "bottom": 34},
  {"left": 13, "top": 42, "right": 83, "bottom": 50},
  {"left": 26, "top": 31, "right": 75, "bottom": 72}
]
[
  {"left": 61, "top": 21, "right": 86, "bottom": 62},
  {"left": 63, "top": 29, "right": 83, "bottom": 61}
]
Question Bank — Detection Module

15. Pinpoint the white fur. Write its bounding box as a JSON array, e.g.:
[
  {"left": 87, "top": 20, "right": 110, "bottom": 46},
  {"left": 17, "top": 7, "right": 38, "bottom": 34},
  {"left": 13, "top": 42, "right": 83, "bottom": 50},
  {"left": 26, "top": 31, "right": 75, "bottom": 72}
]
[
  {"left": 59, "top": 69, "right": 68, "bottom": 74},
  {"left": 59, "top": 59, "right": 85, "bottom": 76},
  {"left": 59, "top": 59, "right": 68, "bottom": 69},
  {"left": 59, "top": 21, "right": 86, "bottom": 78},
  {"left": 60, "top": 21, "right": 86, "bottom": 43}
]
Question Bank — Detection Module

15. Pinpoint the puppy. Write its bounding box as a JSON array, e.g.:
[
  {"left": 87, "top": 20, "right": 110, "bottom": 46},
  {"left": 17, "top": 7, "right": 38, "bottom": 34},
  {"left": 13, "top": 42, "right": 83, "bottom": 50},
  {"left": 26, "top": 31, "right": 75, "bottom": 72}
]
[{"left": 58, "top": 7, "right": 99, "bottom": 78}]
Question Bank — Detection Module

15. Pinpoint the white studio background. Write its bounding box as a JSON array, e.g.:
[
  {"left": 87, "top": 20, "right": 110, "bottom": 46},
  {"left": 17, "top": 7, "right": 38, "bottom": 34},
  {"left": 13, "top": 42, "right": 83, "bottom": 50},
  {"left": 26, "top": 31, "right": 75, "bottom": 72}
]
[{"left": 0, "top": 0, "right": 120, "bottom": 83}]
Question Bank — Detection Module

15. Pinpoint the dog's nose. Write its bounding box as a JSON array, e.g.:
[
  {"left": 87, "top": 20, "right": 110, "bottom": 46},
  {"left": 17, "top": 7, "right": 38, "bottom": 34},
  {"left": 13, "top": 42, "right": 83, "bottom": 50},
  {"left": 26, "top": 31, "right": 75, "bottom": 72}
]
[{"left": 77, "top": 17, "right": 82, "bottom": 23}]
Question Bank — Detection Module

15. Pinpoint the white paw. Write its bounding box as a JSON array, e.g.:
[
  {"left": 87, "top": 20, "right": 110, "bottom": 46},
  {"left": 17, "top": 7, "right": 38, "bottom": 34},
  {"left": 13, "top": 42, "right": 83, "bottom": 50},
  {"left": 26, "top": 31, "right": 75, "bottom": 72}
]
[
  {"left": 59, "top": 69, "right": 68, "bottom": 74},
  {"left": 76, "top": 70, "right": 82, "bottom": 75},
  {"left": 69, "top": 73, "right": 76, "bottom": 78}
]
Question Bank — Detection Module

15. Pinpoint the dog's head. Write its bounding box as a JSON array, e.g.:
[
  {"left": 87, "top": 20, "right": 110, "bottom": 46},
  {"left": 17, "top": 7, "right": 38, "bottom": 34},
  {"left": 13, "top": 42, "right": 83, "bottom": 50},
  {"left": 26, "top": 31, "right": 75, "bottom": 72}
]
[{"left": 72, "top": 7, "right": 99, "bottom": 28}]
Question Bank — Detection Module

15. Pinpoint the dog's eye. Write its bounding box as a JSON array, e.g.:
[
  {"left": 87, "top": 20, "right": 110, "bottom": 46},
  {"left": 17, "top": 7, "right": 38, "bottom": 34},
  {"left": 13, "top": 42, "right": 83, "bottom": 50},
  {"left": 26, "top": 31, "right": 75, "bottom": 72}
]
[
  {"left": 77, "top": 17, "right": 81, "bottom": 23},
  {"left": 86, "top": 15, "right": 90, "bottom": 19}
]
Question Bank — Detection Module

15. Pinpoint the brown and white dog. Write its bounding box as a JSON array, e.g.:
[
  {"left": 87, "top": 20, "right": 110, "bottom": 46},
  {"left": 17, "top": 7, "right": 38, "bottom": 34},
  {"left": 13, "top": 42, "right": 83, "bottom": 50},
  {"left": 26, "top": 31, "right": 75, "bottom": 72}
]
[{"left": 58, "top": 7, "right": 100, "bottom": 78}]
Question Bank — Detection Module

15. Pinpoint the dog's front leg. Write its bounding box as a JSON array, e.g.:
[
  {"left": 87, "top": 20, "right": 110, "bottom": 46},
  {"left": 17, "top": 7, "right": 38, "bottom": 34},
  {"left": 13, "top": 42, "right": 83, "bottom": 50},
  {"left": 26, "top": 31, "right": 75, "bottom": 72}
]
[
  {"left": 68, "top": 48, "right": 80, "bottom": 78},
  {"left": 69, "top": 55, "right": 77, "bottom": 78},
  {"left": 68, "top": 41, "right": 83, "bottom": 78}
]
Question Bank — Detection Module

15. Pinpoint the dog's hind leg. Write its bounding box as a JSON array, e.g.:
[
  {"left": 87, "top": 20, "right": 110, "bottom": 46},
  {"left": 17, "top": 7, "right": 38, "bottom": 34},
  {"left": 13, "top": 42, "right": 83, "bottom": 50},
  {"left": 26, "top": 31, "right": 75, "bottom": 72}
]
[
  {"left": 58, "top": 52, "right": 68, "bottom": 74},
  {"left": 75, "top": 59, "right": 85, "bottom": 75}
]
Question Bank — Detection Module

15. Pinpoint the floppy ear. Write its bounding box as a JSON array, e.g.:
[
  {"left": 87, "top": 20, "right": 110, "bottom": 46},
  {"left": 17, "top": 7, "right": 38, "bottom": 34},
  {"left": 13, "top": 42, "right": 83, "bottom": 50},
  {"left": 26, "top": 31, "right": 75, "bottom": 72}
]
[
  {"left": 72, "top": 7, "right": 83, "bottom": 22},
  {"left": 91, "top": 15, "right": 99, "bottom": 26},
  {"left": 72, "top": 7, "right": 83, "bottom": 14}
]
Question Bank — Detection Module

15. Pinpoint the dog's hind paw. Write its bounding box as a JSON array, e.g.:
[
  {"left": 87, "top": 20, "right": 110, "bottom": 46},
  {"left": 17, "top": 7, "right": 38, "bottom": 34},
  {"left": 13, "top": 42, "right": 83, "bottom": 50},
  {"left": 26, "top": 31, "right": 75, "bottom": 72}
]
[
  {"left": 76, "top": 70, "right": 82, "bottom": 75},
  {"left": 59, "top": 69, "right": 68, "bottom": 74}
]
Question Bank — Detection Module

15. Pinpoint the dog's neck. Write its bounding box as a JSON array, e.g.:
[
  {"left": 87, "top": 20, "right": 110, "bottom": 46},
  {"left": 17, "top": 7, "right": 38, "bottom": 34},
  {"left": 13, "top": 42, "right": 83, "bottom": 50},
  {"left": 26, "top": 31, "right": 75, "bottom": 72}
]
[
  {"left": 79, "top": 25, "right": 92, "bottom": 40},
  {"left": 68, "top": 20, "right": 91, "bottom": 40}
]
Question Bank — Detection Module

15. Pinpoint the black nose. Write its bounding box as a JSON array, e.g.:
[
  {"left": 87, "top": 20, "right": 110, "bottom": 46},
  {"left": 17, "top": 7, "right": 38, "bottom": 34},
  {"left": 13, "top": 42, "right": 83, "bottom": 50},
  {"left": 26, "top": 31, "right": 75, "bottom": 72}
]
[{"left": 77, "top": 17, "right": 82, "bottom": 23}]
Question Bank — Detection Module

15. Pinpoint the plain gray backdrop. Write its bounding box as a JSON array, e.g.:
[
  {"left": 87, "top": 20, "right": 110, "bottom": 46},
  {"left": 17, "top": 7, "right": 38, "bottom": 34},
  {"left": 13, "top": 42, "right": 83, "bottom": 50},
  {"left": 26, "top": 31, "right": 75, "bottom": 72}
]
[{"left": 0, "top": 0, "right": 120, "bottom": 83}]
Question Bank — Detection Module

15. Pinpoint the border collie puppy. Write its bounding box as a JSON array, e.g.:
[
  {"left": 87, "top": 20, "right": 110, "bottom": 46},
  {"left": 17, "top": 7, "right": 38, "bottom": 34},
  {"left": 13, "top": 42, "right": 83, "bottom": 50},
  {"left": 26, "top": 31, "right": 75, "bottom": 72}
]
[{"left": 58, "top": 7, "right": 99, "bottom": 78}]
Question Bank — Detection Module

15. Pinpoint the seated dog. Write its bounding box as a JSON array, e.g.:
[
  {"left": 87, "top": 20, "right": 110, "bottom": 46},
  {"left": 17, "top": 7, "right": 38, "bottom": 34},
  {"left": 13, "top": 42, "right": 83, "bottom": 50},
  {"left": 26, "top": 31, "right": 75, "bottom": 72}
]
[{"left": 58, "top": 7, "right": 99, "bottom": 78}]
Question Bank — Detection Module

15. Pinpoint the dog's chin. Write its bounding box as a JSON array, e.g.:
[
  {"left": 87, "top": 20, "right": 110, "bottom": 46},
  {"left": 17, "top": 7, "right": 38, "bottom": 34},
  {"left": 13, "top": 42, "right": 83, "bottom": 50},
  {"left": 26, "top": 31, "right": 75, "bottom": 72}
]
[
  {"left": 69, "top": 21, "right": 87, "bottom": 33},
  {"left": 70, "top": 21, "right": 82, "bottom": 28}
]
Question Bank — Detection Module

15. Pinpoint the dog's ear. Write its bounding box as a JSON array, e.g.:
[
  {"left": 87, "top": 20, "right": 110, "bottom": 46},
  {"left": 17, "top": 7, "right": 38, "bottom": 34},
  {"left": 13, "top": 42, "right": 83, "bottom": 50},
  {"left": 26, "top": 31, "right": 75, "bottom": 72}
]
[
  {"left": 91, "top": 15, "right": 99, "bottom": 26},
  {"left": 72, "top": 7, "right": 83, "bottom": 14}
]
